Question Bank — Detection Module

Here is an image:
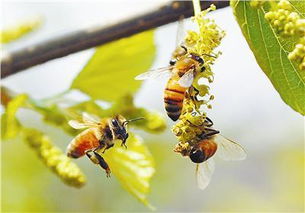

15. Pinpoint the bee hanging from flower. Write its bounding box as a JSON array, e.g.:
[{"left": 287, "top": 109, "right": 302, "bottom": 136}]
[
  {"left": 135, "top": 14, "right": 217, "bottom": 121},
  {"left": 173, "top": 112, "right": 246, "bottom": 190},
  {"left": 66, "top": 112, "right": 143, "bottom": 177}
]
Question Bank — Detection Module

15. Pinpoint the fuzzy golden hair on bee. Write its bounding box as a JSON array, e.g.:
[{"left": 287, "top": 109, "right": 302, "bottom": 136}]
[{"left": 66, "top": 112, "right": 143, "bottom": 177}]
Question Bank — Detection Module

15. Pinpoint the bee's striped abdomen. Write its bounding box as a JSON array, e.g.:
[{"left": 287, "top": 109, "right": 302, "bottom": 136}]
[
  {"left": 164, "top": 77, "right": 187, "bottom": 121},
  {"left": 198, "top": 139, "right": 217, "bottom": 162},
  {"left": 67, "top": 128, "right": 100, "bottom": 158}
]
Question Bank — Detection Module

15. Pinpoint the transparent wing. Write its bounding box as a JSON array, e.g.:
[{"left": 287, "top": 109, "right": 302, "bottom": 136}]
[
  {"left": 82, "top": 112, "right": 100, "bottom": 125},
  {"left": 135, "top": 66, "right": 173, "bottom": 80},
  {"left": 214, "top": 134, "right": 247, "bottom": 161},
  {"left": 196, "top": 159, "right": 215, "bottom": 190},
  {"left": 176, "top": 17, "right": 186, "bottom": 47},
  {"left": 178, "top": 70, "right": 194, "bottom": 88},
  {"left": 68, "top": 120, "right": 90, "bottom": 129}
]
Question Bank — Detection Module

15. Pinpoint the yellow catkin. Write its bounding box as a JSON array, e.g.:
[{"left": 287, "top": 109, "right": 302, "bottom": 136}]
[
  {"left": 265, "top": 0, "right": 305, "bottom": 37},
  {"left": 172, "top": 100, "right": 208, "bottom": 155},
  {"left": 172, "top": 5, "right": 224, "bottom": 147},
  {"left": 23, "top": 128, "right": 86, "bottom": 188},
  {"left": 0, "top": 16, "right": 42, "bottom": 44},
  {"left": 264, "top": 0, "right": 305, "bottom": 70},
  {"left": 289, "top": 37, "right": 305, "bottom": 70},
  {"left": 184, "top": 4, "right": 225, "bottom": 109},
  {"left": 250, "top": 1, "right": 266, "bottom": 9}
]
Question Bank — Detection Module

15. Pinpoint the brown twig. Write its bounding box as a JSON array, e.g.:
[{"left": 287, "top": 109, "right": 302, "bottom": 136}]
[{"left": 1, "top": 1, "right": 229, "bottom": 78}]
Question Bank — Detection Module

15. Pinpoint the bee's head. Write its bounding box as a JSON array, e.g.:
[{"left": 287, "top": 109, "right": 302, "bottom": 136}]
[
  {"left": 189, "top": 146, "right": 206, "bottom": 163},
  {"left": 110, "top": 115, "right": 144, "bottom": 144},
  {"left": 110, "top": 115, "right": 128, "bottom": 143}
]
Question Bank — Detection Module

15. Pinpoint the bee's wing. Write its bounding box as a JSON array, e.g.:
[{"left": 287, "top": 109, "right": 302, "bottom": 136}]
[
  {"left": 178, "top": 70, "right": 194, "bottom": 88},
  {"left": 196, "top": 159, "right": 215, "bottom": 190},
  {"left": 68, "top": 120, "right": 91, "bottom": 129},
  {"left": 214, "top": 134, "right": 247, "bottom": 161},
  {"left": 176, "top": 17, "right": 186, "bottom": 47},
  {"left": 135, "top": 66, "right": 173, "bottom": 80},
  {"left": 82, "top": 112, "right": 100, "bottom": 125}
]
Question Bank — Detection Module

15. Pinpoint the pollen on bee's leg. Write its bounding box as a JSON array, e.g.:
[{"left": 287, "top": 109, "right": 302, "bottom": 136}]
[{"left": 93, "top": 151, "right": 111, "bottom": 176}]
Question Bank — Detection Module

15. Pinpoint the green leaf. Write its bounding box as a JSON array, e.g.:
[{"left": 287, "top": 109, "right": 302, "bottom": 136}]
[
  {"left": 1, "top": 94, "right": 28, "bottom": 139},
  {"left": 71, "top": 30, "right": 156, "bottom": 101},
  {"left": 102, "top": 134, "right": 155, "bottom": 209},
  {"left": 0, "top": 16, "right": 42, "bottom": 44},
  {"left": 231, "top": 1, "right": 305, "bottom": 115}
]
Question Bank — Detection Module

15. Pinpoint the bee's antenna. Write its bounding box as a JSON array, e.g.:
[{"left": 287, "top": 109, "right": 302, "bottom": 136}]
[
  {"left": 123, "top": 117, "right": 145, "bottom": 125},
  {"left": 180, "top": 45, "right": 188, "bottom": 52},
  {"left": 202, "top": 53, "right": 217, "bottom": 58}
]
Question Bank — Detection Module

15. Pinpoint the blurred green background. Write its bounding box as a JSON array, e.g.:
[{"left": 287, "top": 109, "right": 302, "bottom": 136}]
[{"left": 1, "top": 1, "right": 304, "bottom": 212}]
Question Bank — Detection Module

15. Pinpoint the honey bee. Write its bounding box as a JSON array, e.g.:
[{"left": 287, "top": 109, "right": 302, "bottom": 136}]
[
  {"left": 135, "top": 45, "right": 205, "bottom": 121},
  {"left": 174, "top": 117, "right": 246, "bottom": 190},
  {"left": 66, "top": 112, "right": 143, "bottom": 177}
]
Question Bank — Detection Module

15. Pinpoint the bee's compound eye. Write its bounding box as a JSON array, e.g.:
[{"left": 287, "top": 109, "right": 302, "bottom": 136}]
[
  {"left": 201, "top": 66, "right": 206, "bottom": 72},
  {"left": 169, "top": 59, "right": 176, "bottom": 65},
  {"left": 111, "top": 119, "right": 118, "bottom": 126},
  {"left": 189, "top": 148, "right": 205, "bottom": 163}
]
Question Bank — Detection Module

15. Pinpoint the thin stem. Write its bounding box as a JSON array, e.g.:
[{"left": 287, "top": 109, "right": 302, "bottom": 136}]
[
  {"left": 1, "top": 1, "right": 229, "bottom": 79},
  {"left": 192, "top": 0, "right": 202, "bottom": 16}
]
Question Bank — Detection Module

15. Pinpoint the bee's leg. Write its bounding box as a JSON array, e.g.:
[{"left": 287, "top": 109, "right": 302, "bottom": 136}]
[
  {"left": 190, "top": 86, "right": 200, "bottom": 102},
  {"left": 106, "top": 143, "right": 114, "bottom": 150},
  {"left": 190, "top": 86, "right": 199, "bottom": 101},
  {"left": 85, "top": 150, "right": 99, "bottom": 165},
  {"left": 204, "top": 117, "right": 213, "bottom": 127},
  {"left": 120, "top": 141, "right": 127, "bottom": 149},
  {"left": 193, "top": 86, "right": 199, "bottom": 96},
  {"left": 98, "top": 141, "right": 108, "bottom": 154},
  {"left": 93, "top": 150, "right": 111, "bottom": 177},
  {"left": 202, "top": 128, "right": 220, "bottom": 138}
]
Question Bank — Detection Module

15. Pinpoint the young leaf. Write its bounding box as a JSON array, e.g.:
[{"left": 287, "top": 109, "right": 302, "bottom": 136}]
[
  {"left": 71, "top": 30, "right": 156, "bottom": 101},
  {"left": 0, "top": 16, "right": 42, "bottom": 44},
  {"left": 231, "top": 1, "right": 305, "bottom": 115},
  {"left": 1, "top": 94, "right": 28, "bottom": 139},
  {"left": 102, "top": 134, "right": 155, "bottom": 208}
]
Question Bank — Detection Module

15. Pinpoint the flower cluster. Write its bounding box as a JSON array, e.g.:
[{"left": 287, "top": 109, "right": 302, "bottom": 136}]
[
  {"left": 23, "top": 128, "right": 86, "bottom": 188},
  {"left": 264, "top": 0, "right": 305, "bottom": 70},
  {"left": 172, "top": 99, "right": 209, "bottom": 156},
  {"left": 184, "top": 4, "right": 225, "bottom": 109},
  {"left": 265, "top": 0, "right": 305, "bottom": 37},
  {"left": 172, "top": 5, "right": 224, "bottom": 153},
  {"left": 249, "top": 0, "right": 266, "bottom": 9},
  {"left": 185, "top": 5, "right": 225, "bottom": 104},
  {"left": 289, "top": 37, "right": 305, "bottom": 70}
]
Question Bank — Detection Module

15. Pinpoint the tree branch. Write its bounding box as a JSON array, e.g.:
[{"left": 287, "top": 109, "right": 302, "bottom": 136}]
[{"left": 1, "top": 1, "right": 229, "bottom": 78}]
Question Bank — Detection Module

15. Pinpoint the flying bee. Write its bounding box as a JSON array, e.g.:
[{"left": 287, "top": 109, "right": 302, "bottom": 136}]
[
  {"left": 174, "top": 117, "right": 247, "bottom": 190},
  {"left": 66, "top": 112, "right": 143, "bottom": 177},
  {"left": 135, "top": 45, "right": 205, "bottom": 121}
]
